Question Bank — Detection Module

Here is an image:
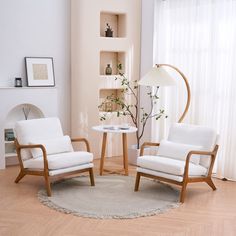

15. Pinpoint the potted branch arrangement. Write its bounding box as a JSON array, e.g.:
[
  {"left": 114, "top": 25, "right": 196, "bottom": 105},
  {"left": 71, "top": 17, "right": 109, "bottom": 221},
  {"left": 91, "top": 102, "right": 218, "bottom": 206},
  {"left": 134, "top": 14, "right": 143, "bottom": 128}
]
[{"left": 98, "top": 64, "right": 167, "bottom": 164}]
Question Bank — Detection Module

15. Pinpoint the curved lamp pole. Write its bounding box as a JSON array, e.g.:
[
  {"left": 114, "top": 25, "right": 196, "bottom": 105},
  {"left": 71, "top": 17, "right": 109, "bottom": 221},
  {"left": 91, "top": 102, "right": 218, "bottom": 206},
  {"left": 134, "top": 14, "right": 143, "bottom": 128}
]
[
  {"left": 156, "top": 64, "right": 191, "bottom": 122},
  {"left": 139, "top": 64, "right": 191, "bottom": 123}
]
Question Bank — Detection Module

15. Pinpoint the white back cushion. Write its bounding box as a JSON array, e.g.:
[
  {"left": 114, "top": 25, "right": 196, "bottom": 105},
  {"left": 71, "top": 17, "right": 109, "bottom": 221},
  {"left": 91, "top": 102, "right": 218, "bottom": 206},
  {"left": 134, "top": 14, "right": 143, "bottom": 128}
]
[
  {"left": 30, "top": 135, "right": 74, "bottom": 158},
  {"left": 157, "top": 140, "right": 202, "bottom": 165},
  {"left": 15, "top": 117, "right": 64, "bottom": 160},
  {"left": 168, "top": 123, "right": 217, "bottom": 167}
]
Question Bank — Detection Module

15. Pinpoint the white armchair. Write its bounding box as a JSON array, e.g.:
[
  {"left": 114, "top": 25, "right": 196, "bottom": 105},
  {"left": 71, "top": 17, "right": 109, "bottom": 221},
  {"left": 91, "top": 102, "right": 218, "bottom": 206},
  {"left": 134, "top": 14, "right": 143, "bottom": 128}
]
[
  {"left": 14, "top": 117, "right": 95, "bottom": 196},
  {"left": 135, "top": 123, "right": 219, "bottom": 203}
]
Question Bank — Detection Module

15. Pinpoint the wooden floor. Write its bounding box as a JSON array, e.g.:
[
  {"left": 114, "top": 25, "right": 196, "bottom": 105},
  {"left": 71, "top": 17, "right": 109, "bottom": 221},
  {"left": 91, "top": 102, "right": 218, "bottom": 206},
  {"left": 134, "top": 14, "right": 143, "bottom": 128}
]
[{"left": 0, "top": 158, "right": 236, "bottom": 236}]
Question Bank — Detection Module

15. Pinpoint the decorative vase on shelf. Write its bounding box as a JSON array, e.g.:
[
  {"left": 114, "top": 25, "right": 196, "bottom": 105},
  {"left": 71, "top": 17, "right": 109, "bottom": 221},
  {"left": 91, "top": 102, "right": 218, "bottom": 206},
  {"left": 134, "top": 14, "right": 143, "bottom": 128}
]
[
  {"left": 105, "top": 23, "right": 113, "bottom": 37},
  {"left": 105, "top": 64, "right": 112, "bottom": 75},
  {"left": 15, "top": 78, "right": 22, "bottom": 87}
]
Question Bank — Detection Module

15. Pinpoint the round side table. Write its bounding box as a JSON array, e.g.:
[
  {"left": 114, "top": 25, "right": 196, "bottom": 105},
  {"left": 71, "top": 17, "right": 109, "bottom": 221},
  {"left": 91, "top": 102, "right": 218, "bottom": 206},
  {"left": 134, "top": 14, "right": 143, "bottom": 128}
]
[{"left": 92, "top": 125, "right": 137, "bottom": 176}]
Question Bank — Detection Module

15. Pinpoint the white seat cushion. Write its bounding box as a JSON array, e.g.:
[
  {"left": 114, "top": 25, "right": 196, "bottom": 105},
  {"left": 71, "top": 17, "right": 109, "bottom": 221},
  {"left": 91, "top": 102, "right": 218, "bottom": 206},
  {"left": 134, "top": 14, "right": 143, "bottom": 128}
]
[
  {"left": 23, "top": 151, "right": 93, "bottom": 170},
  {"left": 137, "top": 167, "right": 184, "bottom": 182},
  {"left": 49, "top": 163, "right": 94, "bottom": 176},
  {"left": 137, "top": 155, "right": 207, "bottom": 176}
]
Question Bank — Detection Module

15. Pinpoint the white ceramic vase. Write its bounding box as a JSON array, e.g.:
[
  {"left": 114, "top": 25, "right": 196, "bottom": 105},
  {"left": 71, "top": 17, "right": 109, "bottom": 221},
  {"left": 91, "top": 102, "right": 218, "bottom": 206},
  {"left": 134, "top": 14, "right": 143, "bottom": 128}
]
[
  {"left": 128, "top": 144, "right": 155, "bottom": 166},
  {"left": 128, "top": 144, "right": 140, "bottom": 166}
]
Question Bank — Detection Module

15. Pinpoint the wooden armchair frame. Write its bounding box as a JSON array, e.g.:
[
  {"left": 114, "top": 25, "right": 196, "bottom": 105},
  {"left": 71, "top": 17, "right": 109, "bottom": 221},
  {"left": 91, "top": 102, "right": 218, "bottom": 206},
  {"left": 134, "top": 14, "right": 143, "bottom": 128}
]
[
  {"left": 135, "top": 142, "right": 219, "bottom": 203},
  {"left": 14, "top": 138, "right": 95, "bottom": 197}
]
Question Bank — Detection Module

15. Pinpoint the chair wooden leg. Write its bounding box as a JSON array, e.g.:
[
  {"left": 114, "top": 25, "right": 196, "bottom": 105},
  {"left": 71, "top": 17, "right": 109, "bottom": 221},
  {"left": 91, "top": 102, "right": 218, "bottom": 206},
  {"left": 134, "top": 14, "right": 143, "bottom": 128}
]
[
  {"left": 100, "top": 132, "right": 107, "bottom": 176},
  {"left": 134, "top": 172, "right": 141, "bottom": 191},
  {"left": 206, "top": 178, "right": 217, "bottom": 190},
  {"left": 180, "top": 182, "right": 187, "bottom": 203},
  {"left": 44, "top": 174, "right": 51, "bottom": 197},
  {"left": 89, "top": 168, "right": 95, "bottom": 186},
  {"left": 15, "top": 171, "right": 26, "bottom": 183}
]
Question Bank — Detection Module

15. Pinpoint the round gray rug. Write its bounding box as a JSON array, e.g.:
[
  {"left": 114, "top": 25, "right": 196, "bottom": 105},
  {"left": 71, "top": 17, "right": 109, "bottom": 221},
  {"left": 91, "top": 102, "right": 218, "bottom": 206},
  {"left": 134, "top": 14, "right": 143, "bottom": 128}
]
[{"left": 38, "top": 175, "right": 180, "bottom": 219}]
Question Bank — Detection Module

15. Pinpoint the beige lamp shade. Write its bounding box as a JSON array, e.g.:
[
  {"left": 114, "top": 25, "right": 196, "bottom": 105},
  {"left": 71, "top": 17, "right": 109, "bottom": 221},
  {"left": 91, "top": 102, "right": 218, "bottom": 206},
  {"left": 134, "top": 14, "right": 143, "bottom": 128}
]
[
  {"left": 138, "top": 65, "right": 176, "bottom": 87},
  {"left": 138, "top": 63, "right": 191, "bottom": 123}
]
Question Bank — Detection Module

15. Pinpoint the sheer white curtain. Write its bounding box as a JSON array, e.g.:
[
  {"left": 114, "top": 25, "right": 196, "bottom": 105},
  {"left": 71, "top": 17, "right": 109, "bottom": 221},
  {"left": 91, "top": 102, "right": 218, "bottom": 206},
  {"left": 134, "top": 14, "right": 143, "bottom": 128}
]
[{"left": 153, "top": 0, "right": 236, "bottom": 180}]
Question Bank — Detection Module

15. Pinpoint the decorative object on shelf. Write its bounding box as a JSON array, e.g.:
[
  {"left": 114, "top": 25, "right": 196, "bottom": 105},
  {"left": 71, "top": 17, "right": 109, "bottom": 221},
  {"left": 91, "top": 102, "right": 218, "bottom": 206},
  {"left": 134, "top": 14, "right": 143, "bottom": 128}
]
[
  {"left": 22, "top": 105, "right": 31, "bottom": 120},
  {"left": 14, "top": 78, "right": 22, "bottom": 87},
  {"left": 119, "top": 123, "right": 130, "bottom": 130},
  {"left": 99, "top": 64, "right": 172, "bottom": 149},
  {"left": 104, "top": 101, "right": 113, "bottom": 112},
  {"left": 105, "top": 23, "right": 113, "bottom": 37},
  {"left": 5, "top": 130, "right": 15, "bottom": 141},
  {"left": 105, "top": 64, "right": 112, "bottom": 75},
  {"left": 25, "top": 57, "right": 55, "bottom": 87},
  {"left": 139, "top": 64, "right": 191, "bottom": 123}
]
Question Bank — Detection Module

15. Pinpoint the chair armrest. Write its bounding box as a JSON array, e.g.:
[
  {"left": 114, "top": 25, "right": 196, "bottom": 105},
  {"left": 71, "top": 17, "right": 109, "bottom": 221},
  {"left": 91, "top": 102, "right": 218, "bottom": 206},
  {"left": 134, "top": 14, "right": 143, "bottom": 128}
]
[
  {"left": 184, "top": 144, "right": 219, "bottom": 178},
  {"left": 71, "top": 138, "right": 91, "bottom": 152},
  {"left": 15, "top": 140, "right": 49, "bottom": 171},
  {"left": 140, "top": 142, "right": 160, "bottom": 156}
]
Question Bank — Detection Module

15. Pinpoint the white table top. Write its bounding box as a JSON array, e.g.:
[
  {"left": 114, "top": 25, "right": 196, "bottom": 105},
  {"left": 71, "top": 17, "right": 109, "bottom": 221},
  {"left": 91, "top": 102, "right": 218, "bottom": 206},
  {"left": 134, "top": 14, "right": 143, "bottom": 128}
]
[{"left": 92, "top": 125, "right": 137, "bottom": 134}]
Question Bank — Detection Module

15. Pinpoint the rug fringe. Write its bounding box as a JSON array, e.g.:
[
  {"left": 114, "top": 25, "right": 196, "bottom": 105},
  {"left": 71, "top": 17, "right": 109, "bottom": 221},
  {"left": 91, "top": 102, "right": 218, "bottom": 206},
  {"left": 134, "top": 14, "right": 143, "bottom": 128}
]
[{"left": 38, "top": 191, "right": 181, "bottom": 220}]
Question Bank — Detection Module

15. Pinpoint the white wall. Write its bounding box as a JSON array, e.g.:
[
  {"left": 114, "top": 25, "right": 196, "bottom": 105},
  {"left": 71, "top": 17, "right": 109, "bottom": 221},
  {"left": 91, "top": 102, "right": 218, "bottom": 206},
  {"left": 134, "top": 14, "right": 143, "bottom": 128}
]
[
  {"left": 0, "top": 0, "right": 71, "bottom": 134},
  {"left": 139, "top": 0, "right": 155, "bottom": 143},
  {"left": 71, "top": 0, "right": 141, "bottom": 158}
]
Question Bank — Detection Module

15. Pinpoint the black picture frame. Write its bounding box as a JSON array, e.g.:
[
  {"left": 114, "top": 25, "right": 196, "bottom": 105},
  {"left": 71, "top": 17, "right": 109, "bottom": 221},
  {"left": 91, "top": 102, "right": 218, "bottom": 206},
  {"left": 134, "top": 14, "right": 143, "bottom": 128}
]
[{"left": 25, "top": 57, "right": 55, "bottom": 87}]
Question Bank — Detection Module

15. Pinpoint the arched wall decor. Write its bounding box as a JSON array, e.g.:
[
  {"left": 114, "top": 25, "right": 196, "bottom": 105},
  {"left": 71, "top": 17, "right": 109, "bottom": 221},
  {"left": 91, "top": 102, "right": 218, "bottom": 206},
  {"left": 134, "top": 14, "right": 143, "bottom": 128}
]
[{"left": 0, "top": 87, "right": 58, "bottom": 169}]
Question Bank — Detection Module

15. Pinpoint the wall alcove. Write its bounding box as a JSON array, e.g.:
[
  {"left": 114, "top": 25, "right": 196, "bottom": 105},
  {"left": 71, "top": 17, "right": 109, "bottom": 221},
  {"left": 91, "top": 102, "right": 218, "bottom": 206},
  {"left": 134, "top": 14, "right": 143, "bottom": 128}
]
[
  {"left": 4, "top": 104, "right": 44, "bottom": 166},
  {"left": 71, "top": 0, "right": 141, "bottom": 158},
  {"left": 0, "top": 87, "right": 58, "bottom": 169}
]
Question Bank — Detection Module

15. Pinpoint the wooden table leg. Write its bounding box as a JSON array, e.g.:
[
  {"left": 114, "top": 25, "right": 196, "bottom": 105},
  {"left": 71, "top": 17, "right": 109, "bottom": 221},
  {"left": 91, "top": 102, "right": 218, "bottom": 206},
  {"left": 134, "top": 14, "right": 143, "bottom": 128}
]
[
  {"left": 122, "top": 133, "right": 129, "bottom": 176},
  {"left": 100, "top": 132, "right": 107, "bottom": 175}
]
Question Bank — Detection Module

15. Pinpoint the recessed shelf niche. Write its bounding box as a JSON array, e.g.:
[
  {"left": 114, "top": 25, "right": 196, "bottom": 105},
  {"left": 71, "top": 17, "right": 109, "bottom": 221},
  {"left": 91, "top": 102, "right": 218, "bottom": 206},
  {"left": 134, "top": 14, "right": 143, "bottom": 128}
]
[
  {"left": 99, "top": 89, "right": 124, "bottom": 112},
  {"left": 4, "top": 103, "right": 44, "bottom": 166},
  {"left": 100, "top": 12, "right": 126, "bottom": 38},
  {"left": 100, "top": 51, "right": 126, "bottom": 75}
]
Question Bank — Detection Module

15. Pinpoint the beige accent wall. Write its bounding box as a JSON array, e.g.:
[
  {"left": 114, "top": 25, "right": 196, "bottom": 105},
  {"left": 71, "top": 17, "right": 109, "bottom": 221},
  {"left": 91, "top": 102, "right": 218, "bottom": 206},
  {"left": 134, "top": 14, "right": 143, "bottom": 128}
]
[{"left": 71, "top": 0, "right": 141, "bottom": 158}]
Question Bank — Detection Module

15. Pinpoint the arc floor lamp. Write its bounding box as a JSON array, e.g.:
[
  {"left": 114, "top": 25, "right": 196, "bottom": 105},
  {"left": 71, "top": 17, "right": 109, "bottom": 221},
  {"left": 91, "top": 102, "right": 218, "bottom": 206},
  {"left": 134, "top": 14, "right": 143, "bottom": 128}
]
[{"left": 138, "top": 64, "right": 191, "bottom": 122}]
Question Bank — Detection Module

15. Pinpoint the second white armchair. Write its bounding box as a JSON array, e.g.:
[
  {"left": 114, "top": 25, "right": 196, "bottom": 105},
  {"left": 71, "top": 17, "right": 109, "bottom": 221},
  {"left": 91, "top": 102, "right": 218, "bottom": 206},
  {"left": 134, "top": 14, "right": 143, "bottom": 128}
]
[
  {"left": 135, "top": 123, "right": 219, "bottom": 203},
  {"left": 14, "top": 117, "right": 95, "bottom": 196}
]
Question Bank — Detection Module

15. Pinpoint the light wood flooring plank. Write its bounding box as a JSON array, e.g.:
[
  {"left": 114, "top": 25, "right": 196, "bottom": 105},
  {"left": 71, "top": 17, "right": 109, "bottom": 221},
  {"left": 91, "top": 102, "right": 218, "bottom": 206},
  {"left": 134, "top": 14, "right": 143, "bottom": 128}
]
[{"left": 0, "top": 157, "right": 236, "bottom": 236}]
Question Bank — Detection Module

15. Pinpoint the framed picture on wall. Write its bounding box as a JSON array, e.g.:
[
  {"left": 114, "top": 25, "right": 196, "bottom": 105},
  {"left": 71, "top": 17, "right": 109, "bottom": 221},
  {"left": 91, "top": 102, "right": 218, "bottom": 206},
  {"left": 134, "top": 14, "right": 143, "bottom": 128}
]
[{"left": 25, "top": 57, "right": 55, "bottom": 87}]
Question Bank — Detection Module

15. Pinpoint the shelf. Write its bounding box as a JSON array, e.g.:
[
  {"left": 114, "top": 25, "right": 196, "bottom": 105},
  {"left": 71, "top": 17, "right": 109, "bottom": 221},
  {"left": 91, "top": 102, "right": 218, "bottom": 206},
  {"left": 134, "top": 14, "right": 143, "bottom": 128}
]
[
  {"left": 5, "top": 141, "right": 14, "bottom": 144},
  {"left": 99, "top": 75, "right": 124, "bottom": 89},
  {"left": 5, "top": 155, "right": 19, "bottom": 166},
  {"left": 5, "top": 153, "right": 17, "bottom": 158},
  {"left": 0, "top": 87, "right": 57, "bottom": 89},
  {"left": 100, "top": 12, "right": 126, "bottom": 38},
  {"left": 100, "top": 51, "right": 126, "bottom": 75},
  {"left": 99, "top": 89, "right": 124, "bottom": 112},
  {"left": 100, "top": 75, "right": 120, "bottom": 78}
]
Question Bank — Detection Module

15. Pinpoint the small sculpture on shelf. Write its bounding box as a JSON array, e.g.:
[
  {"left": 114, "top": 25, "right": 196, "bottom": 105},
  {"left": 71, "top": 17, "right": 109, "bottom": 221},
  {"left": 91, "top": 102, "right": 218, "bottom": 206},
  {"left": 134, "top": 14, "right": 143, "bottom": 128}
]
[
  {"left": 105, "top": 23, "right": 113, "bottom": 37},
  {"left": 105, "top": 64, "right": 112, "bottom": 75},
  {"left": 5, "top": 130, "right": 15, "bottom": 141},
  {"left": 22, "top": 106, "right": 31, "bottom": 120},
  {"left": 105, "top": 101, "right": 113, "bottom": 112},
  {"left": 15, "top": 78, "right": 22, "bottom": 87}
]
